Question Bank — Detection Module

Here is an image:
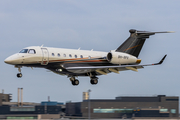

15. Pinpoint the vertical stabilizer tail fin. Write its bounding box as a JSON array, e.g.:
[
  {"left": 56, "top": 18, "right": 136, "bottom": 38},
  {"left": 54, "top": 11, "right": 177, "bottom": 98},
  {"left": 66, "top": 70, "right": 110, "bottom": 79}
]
[{"left": 116, "top": 29, "right": 173, "bottom": 57}]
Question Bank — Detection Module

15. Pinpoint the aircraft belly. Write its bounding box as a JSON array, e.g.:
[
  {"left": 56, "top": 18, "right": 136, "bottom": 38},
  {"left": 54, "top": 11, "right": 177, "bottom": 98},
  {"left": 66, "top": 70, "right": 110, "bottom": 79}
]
[{"left": 67, "top": 69, "right": 91, "bottom": 74}]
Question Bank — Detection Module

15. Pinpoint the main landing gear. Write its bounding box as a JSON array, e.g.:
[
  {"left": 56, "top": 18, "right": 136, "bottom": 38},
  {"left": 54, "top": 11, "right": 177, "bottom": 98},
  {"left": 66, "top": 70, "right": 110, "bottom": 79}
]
[
  {"left": 88, "top": 72, "right": 98, "bottom": 85},
  {"left": 69, "top": 77, "right": 79, "bottom": 86},
  {"left": 17, "top": 67, "right": 22, "bottom": 78},
  {"left": 90, "top": 77, "right": 98, "bottom": 85},
  {"left": 69, "top": 76, "right": 99, "bottom": 86}
]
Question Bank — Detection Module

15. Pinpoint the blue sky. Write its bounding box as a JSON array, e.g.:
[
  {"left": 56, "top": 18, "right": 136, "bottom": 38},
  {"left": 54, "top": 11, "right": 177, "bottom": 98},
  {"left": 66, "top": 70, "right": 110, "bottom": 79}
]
[{"left": 0, "top": 0, "right": 180, "bottom": 103}]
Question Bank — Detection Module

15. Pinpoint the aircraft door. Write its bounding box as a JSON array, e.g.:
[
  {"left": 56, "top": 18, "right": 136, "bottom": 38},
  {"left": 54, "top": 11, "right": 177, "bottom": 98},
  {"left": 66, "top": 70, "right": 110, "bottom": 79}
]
[{"left": 41, "top": 48, "right": 49, "bottom": 65}]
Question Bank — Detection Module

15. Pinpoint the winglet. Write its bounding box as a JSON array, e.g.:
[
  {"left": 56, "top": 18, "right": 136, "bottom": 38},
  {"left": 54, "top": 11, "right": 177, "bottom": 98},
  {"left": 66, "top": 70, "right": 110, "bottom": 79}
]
[{"left": 154, "top": 55, "right": 167, "bottom": 65}]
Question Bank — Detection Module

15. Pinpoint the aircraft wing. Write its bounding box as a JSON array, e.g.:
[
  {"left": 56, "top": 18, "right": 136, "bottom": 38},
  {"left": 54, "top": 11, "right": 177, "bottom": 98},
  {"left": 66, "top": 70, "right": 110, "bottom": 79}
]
[{"left": 65, "top": 55, "right": 167, "bottom": 75}]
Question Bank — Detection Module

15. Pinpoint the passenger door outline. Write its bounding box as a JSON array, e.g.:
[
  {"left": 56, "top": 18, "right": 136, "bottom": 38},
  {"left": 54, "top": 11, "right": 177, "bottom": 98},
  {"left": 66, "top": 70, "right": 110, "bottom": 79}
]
[{"left": 41, "top": 48, "right": 49, "bottom": 65}]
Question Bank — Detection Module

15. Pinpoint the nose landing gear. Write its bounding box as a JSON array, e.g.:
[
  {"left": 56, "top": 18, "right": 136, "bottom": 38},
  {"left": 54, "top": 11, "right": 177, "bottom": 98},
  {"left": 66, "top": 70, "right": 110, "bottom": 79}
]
[
  {"left": 17, "top": 73, "right": 22, "bottom": 78},
  {"left": 90, "top": 77, "right": 98, "bottom": 85},
  {"left": 17, "top": 67, "right": 22, "bottom": 78}
]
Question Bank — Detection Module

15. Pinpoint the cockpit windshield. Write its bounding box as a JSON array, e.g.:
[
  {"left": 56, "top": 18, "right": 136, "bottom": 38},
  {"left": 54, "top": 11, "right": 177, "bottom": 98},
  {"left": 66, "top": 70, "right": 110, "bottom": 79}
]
[{"left": 19, "top": 49, "right": 28, "bottom": 53}]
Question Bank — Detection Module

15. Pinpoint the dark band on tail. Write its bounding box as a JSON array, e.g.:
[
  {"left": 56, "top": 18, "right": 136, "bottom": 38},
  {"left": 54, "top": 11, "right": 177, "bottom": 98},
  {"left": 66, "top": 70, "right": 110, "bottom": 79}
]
[{"left": 116, "top": 29, "right": 172, "bottom": 57}]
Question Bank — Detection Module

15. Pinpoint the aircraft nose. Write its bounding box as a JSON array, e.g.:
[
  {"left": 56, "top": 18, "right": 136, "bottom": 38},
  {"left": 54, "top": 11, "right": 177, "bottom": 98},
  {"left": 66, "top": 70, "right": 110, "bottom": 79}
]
[
  {"left": 4, "top": 54, "right": 21, "bottom": 65},
  {"left": 4, "top": 57, "right": 14, "bottom": 64}
]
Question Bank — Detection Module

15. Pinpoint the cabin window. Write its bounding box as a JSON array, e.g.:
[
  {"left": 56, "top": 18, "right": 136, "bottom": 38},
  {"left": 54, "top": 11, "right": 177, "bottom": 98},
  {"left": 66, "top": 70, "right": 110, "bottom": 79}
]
[
  {"left": 89, "top": 56, "right": 91, "bottom": 59},
  {"left": 64, "top": 54, "right": 66, "bottom": 57},
  {"left": 69, "top": 54, "right": 72, "bottom": 58},
  {"left": 19, "top": 49, "right": 28, "bottom": 53},
  {"left": 75, "top": 55, "right": 77, "bottom": 58},
  {"left": 52, "top": 53, "right": 55, "bottom": 56},
  {"left": 80, "top": 55, "right": 83, "bottom": 58},
  {"left": 57, "top": 53, "right": 60, "bottom": 57},
  {"left": 28, "top": 49, "right": 36, "bottom": 54}
]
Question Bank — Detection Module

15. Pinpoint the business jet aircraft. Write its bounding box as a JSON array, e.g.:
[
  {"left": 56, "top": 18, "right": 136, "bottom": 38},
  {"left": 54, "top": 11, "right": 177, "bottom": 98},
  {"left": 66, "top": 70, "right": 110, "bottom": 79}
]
[{"left": 4, "top": 29, "right": 172, "bottom": 86}]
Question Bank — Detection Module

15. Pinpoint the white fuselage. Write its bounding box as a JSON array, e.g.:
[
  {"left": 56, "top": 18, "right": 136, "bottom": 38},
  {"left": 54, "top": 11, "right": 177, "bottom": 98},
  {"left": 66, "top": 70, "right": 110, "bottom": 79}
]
[
  {"left": 4, "top": 46, "right": 138, "bottom": 66},
  {"left": 4, "top": 46, "right": 107, "bottom": 65}
]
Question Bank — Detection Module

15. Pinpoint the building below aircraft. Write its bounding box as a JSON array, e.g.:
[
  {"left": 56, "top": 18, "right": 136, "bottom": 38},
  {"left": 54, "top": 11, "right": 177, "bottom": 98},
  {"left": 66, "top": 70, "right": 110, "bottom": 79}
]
[
  {"left": 66, "top": 95, "right": 179, "bottom": 118},
  {"left": 0, "top": 89, "right": 179, "bottom": 119},
  {"left": 0, "top": 89, "right": 65, "bottom": 119}
]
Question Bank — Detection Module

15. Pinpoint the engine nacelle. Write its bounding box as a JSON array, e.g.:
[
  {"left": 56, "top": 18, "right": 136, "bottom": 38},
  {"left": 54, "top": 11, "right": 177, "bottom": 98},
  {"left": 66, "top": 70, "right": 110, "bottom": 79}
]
[{"left": 107, "top": 51, "right": 141, "bottom": 64}]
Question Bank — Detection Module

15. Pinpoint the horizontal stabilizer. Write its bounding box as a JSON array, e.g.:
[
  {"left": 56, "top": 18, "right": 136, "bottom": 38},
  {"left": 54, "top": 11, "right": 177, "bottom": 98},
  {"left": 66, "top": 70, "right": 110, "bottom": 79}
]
[{"left": 135, "top": 31, "right": 175, "bottom": 34}]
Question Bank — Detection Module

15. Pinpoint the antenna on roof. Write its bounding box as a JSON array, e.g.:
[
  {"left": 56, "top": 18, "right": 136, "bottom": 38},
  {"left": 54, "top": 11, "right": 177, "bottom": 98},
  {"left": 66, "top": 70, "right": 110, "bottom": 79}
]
[
  {"left": 41, "top": 44, "right": 44, "bottom": 47},
  {"left": 78, "top": 47, "right": 81, "bottom": 50}
]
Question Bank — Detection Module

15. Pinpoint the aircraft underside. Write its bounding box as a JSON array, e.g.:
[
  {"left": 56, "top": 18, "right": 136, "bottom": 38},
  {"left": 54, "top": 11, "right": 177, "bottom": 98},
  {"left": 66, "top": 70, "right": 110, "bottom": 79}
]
[{"left": 15, "top": 62, "right": 116, "bottom": 86}]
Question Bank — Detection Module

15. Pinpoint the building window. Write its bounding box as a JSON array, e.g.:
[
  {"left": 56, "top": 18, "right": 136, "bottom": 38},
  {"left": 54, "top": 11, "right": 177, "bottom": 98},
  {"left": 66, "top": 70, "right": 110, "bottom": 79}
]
[
  {"left": 52, "top": 53, "right": 55, "bottom": 56},
  {"left": 7, "top": 117, "right": 36, "bottom": 119},
  {"left": 57, "top": 53, "right": 60, "bottom": 57},
  {"left": 171, "top": 109, "right": 176, "bottom": 113},
  {"left": 93, "top": 109, "right": 133, "bottom": 113},
  {"left": 160, "top": 109, "right": 168, "bottom": 112},
  {"left": 166, "top": 99, "right": 178, "bottom": 101},
  {"left": 10, "top": 107, "right": 35, "bottom": 111}
]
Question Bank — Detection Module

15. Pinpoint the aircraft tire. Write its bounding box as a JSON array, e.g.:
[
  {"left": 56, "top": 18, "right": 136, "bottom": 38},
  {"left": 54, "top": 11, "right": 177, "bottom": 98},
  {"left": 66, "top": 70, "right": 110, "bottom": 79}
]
[
  {"left": 93, "top": 79, "right": 98, "bottom": 84},
  {"left": 17, "top": 73, "right": 22, "bottom": 78},
  {"left": 90, "top": 78, "right": 98, "bottom": 85},
  {"left": 72, "top": 79, "right": 79, "bottom": 86}
]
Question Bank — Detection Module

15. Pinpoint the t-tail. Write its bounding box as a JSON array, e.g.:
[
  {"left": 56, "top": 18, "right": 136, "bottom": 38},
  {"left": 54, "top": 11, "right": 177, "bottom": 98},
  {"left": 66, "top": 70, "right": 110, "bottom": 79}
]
[{"left": 116, "top": 29, "right": 174, "bottom": 57}]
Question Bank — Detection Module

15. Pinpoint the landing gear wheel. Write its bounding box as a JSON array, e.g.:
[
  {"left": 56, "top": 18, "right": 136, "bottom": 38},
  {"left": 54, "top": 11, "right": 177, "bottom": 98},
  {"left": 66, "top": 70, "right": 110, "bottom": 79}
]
[
  {"left": 90, "top": 77, "right": 98, "bottom": 85},
  {"left": 17, "top": 73, "right": 22, "bottom": 78},
  {"left": 93, "top": 79, "right": 98, "bottom": 84},
  {"left": 90, "top": 80, "right": 94, "bottom": 84},
  {"left": 72, "top": 79, "right": 79, "bottom": 86}
]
